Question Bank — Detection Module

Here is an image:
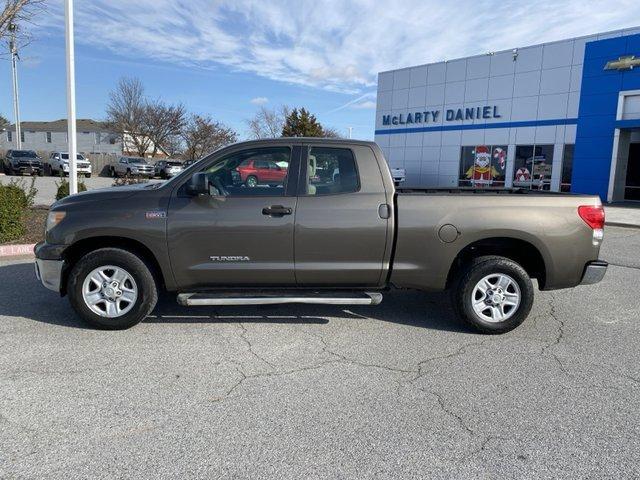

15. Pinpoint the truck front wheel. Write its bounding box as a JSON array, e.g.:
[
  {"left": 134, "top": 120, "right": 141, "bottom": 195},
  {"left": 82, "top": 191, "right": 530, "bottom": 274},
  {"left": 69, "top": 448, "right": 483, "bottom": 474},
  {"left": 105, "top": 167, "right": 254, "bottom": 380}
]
[
  {"left": 452, "top": 256, "right": 533, "bottom": 334},
  {"left": 67, "top": 248, "right": 158, "bottom": 329}
]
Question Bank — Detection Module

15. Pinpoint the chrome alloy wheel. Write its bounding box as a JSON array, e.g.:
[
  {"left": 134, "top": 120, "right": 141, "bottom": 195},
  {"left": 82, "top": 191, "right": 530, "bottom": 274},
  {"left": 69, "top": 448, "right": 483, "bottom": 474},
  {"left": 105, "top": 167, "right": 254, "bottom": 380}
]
[
  {"left": 82, "top": 265, "right": 138, "bottom": 318},
  {"left": 471, "top": 273, "right": 521, "bottom": 323}
]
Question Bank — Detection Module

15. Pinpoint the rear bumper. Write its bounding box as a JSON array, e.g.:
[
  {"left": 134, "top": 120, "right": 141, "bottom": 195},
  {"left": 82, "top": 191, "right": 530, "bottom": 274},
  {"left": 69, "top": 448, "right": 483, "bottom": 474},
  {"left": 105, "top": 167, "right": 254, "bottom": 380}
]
[{"left": 580, "top": 261, "right": 608, "bottom": 285}]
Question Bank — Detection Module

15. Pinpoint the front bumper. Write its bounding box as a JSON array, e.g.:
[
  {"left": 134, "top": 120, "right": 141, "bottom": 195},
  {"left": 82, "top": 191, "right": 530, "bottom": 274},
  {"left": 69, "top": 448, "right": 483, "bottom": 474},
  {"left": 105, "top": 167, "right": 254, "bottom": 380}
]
[
  {"left": 580, "top": 261, "right": 608, "bottom": 285},
  {"left": 14, "top": 164, "right": 42, "bottom": 174},
  {"left": 35, "top": 258, "right": 64, "bottom": 292},
  {"left": 34, "top": 242, "right": 67, "bottom": 293},
  {"left": 62, "top": 164, "right": 92, "bottom": 174}
]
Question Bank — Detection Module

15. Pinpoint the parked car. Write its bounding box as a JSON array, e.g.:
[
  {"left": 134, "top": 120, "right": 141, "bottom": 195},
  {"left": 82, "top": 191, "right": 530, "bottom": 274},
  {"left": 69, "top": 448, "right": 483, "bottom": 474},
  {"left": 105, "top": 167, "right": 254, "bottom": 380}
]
[
  {"left": 45, "top": 152, "right": 92, "bottom": 178},
  {"left": 110, "top": 156, "right": 154, "bottom": 177},
  {"left": 154, "top": 160, "right": 184, "bottom": 179},
  {"left": 236, "top": 158, "right": 288, "bottom": 187},
  {"left": 35, "top": 138, "right": 607, "bottom": 333},
  {"left": 182, "top": 159, "right": 198, "bottom": 168},
  {"left": 2, "top": 150, "right": 43, "bottom": 176}
]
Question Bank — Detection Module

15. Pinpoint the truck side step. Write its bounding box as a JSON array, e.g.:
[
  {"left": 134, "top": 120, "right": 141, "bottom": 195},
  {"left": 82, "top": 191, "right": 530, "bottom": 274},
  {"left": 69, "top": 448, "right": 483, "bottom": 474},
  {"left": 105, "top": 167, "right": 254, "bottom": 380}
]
[{"left": 176, "top": 291, "right": 383, "bottom": 307}]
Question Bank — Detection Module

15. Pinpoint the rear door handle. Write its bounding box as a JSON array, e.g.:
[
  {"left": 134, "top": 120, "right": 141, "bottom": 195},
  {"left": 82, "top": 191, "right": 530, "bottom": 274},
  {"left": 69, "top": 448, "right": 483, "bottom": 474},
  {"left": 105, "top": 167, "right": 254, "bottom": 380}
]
[{"left": 262, "top": 205, "right": 292, "bottom": 217}]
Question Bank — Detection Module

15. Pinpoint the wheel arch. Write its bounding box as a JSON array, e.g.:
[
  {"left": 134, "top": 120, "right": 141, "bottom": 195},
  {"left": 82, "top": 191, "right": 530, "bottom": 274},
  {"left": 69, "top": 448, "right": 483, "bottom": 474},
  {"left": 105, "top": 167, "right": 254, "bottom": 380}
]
[
  {"left": 61, "top": 236, "right": 167, "bottom": 296},
  {"left": 445, "top": 237, "right": 547, "bottom": 290}
]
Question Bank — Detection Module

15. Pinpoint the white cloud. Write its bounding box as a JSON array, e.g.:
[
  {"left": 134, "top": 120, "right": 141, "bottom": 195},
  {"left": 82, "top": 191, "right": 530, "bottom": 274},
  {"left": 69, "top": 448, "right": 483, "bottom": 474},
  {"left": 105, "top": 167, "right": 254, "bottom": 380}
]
[
  {"left": 42, "top": 0, "right": 640, "bottom": 94},
  {"left": 351, "top": 100, "right": 376, "bottom": 110},
  {"left": 250, "top": 97, "right": 269, "bottom": 105}
]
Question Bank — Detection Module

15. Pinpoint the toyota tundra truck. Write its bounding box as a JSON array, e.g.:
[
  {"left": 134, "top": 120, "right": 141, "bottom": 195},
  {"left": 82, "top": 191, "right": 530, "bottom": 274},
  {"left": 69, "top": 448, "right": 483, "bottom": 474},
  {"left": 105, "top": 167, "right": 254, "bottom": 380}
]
[{"left": 34, "top": 138, "right": 607, "bottom": 333}]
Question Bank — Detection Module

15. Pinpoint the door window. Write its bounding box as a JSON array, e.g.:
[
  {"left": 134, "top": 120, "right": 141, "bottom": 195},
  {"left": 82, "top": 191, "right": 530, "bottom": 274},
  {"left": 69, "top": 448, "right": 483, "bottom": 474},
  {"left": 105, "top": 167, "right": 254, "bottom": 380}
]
[
  {"left": 304, "top": 147, "right": 359, "bottom": 195},
  {"left": 459, "top": 145, "right": 508, "bottom": 187},
  {"left": 200, "top": 147, "right": 291, "bottom": 196},
  {"left": 513, "top": 145, "right": 554, "bottom": 190},
  {"left": 561, "top": 144, "right": 574, "bottom": 192}
]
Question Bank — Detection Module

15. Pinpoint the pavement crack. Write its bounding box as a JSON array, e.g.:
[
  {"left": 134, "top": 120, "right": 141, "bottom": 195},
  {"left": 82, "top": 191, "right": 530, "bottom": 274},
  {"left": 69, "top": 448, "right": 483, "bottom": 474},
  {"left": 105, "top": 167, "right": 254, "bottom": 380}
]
[
  {"left": 429, "top": 389, "right": 475, "bottom": 436},
  {"left": 540, "top": 293, "right": 569, "bottom": 375},
  {"left": 235, "top": 323, "right": 276, "bottom": 369}
]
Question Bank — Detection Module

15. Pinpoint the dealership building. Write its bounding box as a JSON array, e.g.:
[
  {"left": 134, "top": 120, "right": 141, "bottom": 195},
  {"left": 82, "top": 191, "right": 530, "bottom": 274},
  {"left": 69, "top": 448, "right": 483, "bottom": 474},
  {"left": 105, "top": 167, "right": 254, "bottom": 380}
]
[{"left": 375, "top": 27, "right": 640, "bottom": 201}]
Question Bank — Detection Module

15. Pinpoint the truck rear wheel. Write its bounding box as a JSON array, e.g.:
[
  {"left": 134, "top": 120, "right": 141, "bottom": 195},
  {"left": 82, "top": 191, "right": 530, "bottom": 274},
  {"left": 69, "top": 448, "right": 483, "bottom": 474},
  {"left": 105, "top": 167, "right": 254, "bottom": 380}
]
[
  {"left": 452, "top": 256, "right": 533, "bottom": 334},
  {"left": 67, "top": 248, "right": 158, "bottom": 329}
]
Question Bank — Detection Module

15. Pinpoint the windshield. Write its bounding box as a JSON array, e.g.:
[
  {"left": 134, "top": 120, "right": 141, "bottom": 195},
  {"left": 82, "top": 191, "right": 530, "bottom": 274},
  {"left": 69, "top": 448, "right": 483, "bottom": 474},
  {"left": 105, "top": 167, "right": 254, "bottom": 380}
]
[
  {"left": 61, "top": 154, "right": 85, "bottom": 160},
  {"left": 14, "top": 150, "right": 37, "bottom": 158},
  {"left": 129, "top": 158, "right": 147, "bottom": 164},
  {"left": 167, "top": 161, "right": 182, "bottom": 166}
]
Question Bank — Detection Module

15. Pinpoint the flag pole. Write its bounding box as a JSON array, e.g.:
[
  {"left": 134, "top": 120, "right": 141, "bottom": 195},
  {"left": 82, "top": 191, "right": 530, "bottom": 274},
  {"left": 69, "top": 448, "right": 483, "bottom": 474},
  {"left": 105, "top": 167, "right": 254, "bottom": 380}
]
[{"left": 64, "top": 0, "right": 77, "bottom": 194}]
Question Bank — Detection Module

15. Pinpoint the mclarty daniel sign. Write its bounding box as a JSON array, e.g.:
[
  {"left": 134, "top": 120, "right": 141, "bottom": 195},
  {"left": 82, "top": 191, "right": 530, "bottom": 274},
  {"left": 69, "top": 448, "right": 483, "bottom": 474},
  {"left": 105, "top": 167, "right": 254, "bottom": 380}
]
[{"left": 382, "top": 105, "right": 501, "bottom": 126}]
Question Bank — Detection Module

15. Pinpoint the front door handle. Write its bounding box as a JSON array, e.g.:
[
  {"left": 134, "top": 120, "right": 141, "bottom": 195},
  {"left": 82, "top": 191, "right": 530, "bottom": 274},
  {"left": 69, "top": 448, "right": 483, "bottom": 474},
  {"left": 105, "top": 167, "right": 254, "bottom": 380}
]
[{"left": 262, "top": 205, "right": 292, "bottom": 217}]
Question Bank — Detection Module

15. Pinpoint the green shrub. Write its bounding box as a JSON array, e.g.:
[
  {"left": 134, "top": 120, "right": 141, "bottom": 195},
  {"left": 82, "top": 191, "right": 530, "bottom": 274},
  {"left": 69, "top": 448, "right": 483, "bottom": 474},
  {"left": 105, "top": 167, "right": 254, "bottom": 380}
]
[
  {"left": 0, "top": 178, "right": 38, "bottom": 243},
  {"left": 55, "top": 177, "right": 87, "bottom": 201}
]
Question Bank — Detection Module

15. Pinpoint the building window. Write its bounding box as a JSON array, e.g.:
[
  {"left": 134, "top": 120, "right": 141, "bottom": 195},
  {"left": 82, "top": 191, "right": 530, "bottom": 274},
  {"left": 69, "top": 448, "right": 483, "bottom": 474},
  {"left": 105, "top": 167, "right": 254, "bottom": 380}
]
[
  {"left": 459, "top": 145, "right": 508, "bottom": 187},
  {"left": 513, "top": 145, "right": 554, "bottom": 190},
  {"left": 20, "top": 131, "right": 24, "bottom": 143},
  {"left": 561, "top": 144, "right": 574, "bottom": 192},
  {"left": 7, "top": 131, "right": 11, "bottom": 142},
  {"left": 46, "top": 132, "right": 52, "bottom": 143}
]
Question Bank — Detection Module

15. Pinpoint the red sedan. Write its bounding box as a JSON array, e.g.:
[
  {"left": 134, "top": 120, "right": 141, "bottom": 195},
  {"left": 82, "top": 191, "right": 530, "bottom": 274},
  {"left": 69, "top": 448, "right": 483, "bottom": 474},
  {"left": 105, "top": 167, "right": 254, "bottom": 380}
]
[{"left": 236, "top": 158, "right": 288, "bottom": 187}]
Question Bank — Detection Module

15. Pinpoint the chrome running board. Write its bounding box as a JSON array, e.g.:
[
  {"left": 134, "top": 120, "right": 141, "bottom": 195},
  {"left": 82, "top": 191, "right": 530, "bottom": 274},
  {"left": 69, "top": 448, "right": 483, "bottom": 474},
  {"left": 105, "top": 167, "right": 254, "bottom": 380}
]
[{"left": 177, "top": 291, "right": 383, "bottom": 306}]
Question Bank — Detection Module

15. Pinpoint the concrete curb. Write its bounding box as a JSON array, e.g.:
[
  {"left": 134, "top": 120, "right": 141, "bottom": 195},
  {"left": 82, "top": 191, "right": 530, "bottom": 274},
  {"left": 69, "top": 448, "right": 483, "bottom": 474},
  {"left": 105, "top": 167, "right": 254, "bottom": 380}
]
[{"left": 0, "top": 243, "right": 35, "bottom": 257}]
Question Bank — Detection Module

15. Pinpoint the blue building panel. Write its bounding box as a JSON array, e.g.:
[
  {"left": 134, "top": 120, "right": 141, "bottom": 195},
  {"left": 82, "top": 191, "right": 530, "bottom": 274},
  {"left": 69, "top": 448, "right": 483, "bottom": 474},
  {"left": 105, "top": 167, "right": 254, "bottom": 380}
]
[{"left": 571, "top": 33, "right": 640, "bottom": 200}]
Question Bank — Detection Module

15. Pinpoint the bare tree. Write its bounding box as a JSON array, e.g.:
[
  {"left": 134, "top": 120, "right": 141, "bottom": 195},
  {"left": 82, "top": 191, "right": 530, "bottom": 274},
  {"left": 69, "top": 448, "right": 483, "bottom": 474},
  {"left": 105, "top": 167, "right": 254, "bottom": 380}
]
[
  {"left": 0, "top": 113, "right": 9, "bottom": 131},
  {"left": 246, "top": 105, "right": 290, "bottom": 139},
  {"left": 159, "top": 134, "right": 184, "bottom": 158},
  {"left": 106, "top": 78, "right": 152, "bottom": 157},
  {"left": 0, "top": 0, "right": 45, "bottom": 51},
  {"left": 145, "top": 99, "right": 186, "bottom": 157},
  {"left": 182, "top": 114, "right": 238, "bottom": 160}
]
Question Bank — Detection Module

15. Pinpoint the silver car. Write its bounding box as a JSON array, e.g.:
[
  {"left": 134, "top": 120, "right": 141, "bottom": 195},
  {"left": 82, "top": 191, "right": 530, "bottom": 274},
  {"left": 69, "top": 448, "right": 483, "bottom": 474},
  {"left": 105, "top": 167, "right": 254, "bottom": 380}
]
[
  {"left": 110, "top": 156, "right": 154, "bottom": 177},
  {"left": 154, "top": 160, "right": 184, "bottom": 179}
]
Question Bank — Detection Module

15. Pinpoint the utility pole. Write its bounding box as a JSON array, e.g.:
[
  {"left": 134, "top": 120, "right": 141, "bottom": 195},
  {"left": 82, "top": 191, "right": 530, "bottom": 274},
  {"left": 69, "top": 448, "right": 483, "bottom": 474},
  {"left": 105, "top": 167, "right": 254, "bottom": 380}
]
[
  {"left": 64, "top": 0, "right": 78, "bottom": 194},
  {"left": 9, "top": 23, "right": 21, "bottom": 149},
  {"left": 347, "top": 126, "right": 353, "bottom": 139}
]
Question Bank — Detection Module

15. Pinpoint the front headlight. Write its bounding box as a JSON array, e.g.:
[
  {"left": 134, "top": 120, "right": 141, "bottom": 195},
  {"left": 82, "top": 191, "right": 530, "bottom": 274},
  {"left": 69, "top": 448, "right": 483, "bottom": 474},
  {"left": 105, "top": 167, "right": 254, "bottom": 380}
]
[{"left": 46, "top": 211, "right": 66, "bottom": 232}]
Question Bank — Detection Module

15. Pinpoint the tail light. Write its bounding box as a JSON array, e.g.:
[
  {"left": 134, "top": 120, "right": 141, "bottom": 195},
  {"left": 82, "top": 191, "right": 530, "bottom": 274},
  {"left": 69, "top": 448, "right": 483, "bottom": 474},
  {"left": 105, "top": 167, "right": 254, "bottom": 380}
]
[{"left": 578, "top": 205, "right": 605, "bottom": 245}]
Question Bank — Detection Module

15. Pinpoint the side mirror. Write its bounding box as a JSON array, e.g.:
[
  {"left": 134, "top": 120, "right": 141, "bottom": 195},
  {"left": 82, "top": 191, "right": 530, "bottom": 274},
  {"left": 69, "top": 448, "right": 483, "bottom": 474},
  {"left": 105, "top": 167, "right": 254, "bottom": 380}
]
[{"left": 186, "top": 172, "right": 209, "bottom": 196}]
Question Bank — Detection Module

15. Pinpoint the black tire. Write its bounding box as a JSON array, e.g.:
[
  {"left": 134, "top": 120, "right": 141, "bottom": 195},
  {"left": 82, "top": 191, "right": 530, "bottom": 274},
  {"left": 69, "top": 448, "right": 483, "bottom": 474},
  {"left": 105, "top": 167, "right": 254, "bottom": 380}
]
[
  {"left": 85, "top": 173, "right": 91, "bottom": 178},
  {"left": 111, "top": 167, "right": 117, "bottom": 178},
  {"left": 246, "top": 175, "right": 258, "bottom": 187},
  {"left": 67, "top": 248, "right": 158, "bottom": 330},
  {"left": 451, "top": 255, "right": 534, "bottom": 334},
  {"left": 7, "top": 164, "right": 14, "bottom": 176}
]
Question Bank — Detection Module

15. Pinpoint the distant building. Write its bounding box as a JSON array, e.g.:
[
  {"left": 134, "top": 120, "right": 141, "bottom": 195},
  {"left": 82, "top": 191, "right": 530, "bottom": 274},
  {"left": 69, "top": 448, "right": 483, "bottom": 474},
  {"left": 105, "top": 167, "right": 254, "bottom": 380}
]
[
  {"left": 1, "top": 119, "right": 122, "bottom": 155},
  {"left": 0, "top": 119, "right": 169, "bottom": 158}
]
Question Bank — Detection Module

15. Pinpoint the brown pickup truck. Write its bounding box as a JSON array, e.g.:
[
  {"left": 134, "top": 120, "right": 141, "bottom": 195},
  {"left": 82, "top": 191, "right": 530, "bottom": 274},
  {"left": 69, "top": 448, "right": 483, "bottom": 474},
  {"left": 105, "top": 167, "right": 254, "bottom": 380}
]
[{"left": 35, "top": 138, "right": 607, "bottom": 333}]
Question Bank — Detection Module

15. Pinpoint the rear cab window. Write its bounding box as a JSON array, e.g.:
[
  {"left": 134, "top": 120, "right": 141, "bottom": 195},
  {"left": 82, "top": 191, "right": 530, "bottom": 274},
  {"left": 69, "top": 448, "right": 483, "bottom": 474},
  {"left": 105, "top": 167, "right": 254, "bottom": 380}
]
[{"left": 303, "top": 147, "right": 360, "bottom": 196}]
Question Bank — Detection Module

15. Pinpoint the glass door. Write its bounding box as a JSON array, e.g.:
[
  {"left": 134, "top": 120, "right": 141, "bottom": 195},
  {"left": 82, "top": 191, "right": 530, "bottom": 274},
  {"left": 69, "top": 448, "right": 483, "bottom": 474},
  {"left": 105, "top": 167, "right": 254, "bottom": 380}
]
[{"left": 624, "top": 143, "right": 640, "bottom": 201}]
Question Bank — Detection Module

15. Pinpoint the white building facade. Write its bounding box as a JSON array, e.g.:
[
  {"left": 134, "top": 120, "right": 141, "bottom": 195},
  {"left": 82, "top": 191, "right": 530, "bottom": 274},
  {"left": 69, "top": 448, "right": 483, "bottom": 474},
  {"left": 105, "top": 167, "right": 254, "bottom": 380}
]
[
  {"left": 375, "top": 27, "right": 640, "bottom": 201},
  {"left": 1, "top": 119, "right": 121, "bottom": 156}
]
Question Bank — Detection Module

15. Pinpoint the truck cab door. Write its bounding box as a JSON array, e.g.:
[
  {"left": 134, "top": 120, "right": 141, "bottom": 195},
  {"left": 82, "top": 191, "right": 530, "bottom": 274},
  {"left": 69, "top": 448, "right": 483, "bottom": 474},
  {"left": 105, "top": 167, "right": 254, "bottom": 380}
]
[
  {"left": 294, "top": 144, "right": 391, "bottom": 287},
  {"left": 167, "top": 144, "right": 301, "bottom": 291}
]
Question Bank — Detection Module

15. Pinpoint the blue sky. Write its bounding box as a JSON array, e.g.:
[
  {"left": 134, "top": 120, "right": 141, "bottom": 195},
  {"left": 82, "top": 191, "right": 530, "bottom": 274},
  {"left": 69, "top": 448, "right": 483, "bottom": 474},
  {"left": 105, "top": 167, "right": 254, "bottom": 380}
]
[{"left": 2, "top": 0, "right": 640, "bottom": 140}]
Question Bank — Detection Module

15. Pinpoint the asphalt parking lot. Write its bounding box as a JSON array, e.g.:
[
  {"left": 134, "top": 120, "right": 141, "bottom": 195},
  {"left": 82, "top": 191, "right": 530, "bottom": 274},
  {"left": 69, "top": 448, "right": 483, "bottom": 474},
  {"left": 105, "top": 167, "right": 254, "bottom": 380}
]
[{"left": 0, "top": 227, "right": 638, "bottom": 479}]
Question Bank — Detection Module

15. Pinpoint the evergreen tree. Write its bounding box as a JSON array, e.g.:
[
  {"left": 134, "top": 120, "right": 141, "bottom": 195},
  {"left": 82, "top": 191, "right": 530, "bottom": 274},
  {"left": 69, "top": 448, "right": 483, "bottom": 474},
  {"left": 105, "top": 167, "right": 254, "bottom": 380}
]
[{"left": 281, "top": 108, "right": 328, "bottom": 137}]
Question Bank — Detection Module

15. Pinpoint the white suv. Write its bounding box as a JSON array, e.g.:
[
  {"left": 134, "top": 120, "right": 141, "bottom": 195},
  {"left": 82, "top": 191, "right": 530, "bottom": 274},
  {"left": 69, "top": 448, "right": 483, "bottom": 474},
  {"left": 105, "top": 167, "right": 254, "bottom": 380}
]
[{"left": 46, "top": 152, "right": 92, "bottom": 177}]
